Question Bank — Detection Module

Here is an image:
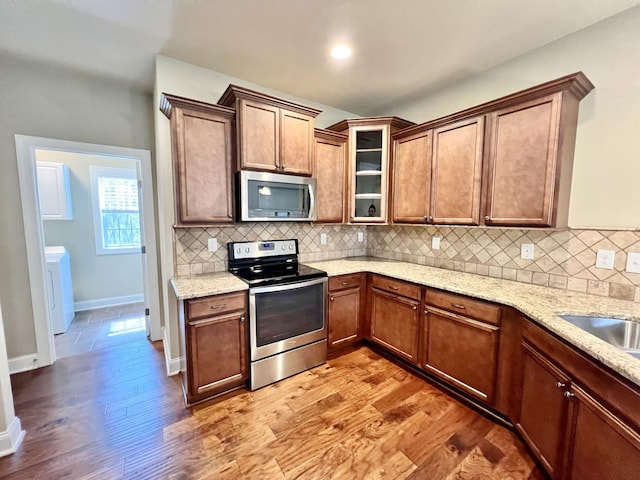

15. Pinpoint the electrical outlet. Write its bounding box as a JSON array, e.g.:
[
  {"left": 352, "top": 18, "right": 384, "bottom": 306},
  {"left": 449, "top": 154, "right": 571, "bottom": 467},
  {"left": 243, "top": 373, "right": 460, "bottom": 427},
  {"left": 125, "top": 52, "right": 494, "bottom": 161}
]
[
  {"left": 357, "top": 232, "right": 364, "bottom": 243},
  {"left": 595, "top": 249, "right": 615, "bottom": 269},
  {"left": 320, "top": 233, "right": 327, "bottom": 245},
  {"left": 207, "top": 238, "right": 218, "bottom": 253},
  {"left": 432, "top": 237, "right": 441, "bottom": 250},
  {"left": 626, "top": 252, "right": 640, "bottom": 273},
  {"left": 521, "top": 243, "right": 534, "bottom": 260}
]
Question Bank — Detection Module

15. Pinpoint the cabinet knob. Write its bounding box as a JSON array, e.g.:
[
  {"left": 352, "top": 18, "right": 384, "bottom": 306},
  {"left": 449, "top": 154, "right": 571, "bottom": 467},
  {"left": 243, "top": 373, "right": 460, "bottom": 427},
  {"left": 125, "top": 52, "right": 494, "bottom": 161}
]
[
  {"left": 424, "top": 310, "right": 428, "bottom": 314},
  {"left": 240, "top": 316, "right": 245, "bottom": 322},
  {"left": 281, "top": 164, "right": 286, "bottom": 170},
  {"left": 330, "top": 296, "right": 335, "bottom": 301},
  {"left": 563, "top": 391, "right": 575, "bottom": 399},
  {"left": 412, "top": 305, "right": 418, "bottom": 310},
  {"left": 485, "top": 215, "right": 491, "bottom": 221},
  {"left": 429, "top": 216, "right": 433, "bottom": 222},
  {"left": 556, "top": 381, "right": 566, "bottom": 389}
]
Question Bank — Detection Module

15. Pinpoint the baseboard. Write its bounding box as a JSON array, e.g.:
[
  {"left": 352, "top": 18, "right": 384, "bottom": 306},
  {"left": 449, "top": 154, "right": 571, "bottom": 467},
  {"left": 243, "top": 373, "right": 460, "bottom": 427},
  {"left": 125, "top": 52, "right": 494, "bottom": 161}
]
[
  {"left": 8, "top": 354, "right": 38, "bottom": 375},
  {"left": 0, "top": 417, "right": 25, "bottom": 457},
  {"left": 74, "top": 294, "right": 144, "bottom": 312},
  {"left": 164, "top": 327, "right": 180, "bottom": 376}
]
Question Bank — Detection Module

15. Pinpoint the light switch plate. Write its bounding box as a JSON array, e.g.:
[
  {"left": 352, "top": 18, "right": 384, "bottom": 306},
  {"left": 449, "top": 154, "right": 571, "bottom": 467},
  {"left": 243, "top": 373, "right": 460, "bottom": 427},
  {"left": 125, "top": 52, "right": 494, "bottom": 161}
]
[
  {"left": 357, "top": 232, "right": 364, "bottom": 243},
  {"left": 207, "top": 238, "right": 218, "bottom": 253},
  {"left": 595, "top": 249, "right": 615, "bottom": 269},
  {"left": 431, "top": 237, "right": 441, "bottom": 250},
  {"left": 626, "top": 252, "right": 640, "bottom": 273},
  {"left": 320, "top": 233, "right": 327, "bottom": 245},
  {"left": 521, "top": 243, "right": 534, "bottom": 260}
]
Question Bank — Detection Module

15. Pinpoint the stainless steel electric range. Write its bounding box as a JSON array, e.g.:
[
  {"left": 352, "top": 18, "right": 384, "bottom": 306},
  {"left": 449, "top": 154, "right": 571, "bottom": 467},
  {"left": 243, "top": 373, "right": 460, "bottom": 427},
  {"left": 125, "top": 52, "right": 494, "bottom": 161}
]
[{"left": 228, "top": 239, "right": 328, "bottom": 390}]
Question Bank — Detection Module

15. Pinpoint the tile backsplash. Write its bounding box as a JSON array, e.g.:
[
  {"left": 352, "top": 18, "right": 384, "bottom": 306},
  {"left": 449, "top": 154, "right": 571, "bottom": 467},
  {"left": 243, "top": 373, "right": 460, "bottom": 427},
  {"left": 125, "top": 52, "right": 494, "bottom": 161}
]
[
  {"left": 174, "top": 223, "right": 366, "bottom": 276},
  {"left": 368, "top": 226, "right": 640, "bottom": 302},
  {"left": 174, "top": 223, "right": 640, "bottom": 302}
]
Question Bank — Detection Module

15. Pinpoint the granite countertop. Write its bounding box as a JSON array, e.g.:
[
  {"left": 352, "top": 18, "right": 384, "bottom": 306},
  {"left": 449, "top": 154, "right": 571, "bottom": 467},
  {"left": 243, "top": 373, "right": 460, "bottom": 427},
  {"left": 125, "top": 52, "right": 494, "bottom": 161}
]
[
  {"left": 171, "top": 272, "right": 248, "bottom": 300},
  {"left": 170, "top": 257, "right": 640, "bottom": 386}
]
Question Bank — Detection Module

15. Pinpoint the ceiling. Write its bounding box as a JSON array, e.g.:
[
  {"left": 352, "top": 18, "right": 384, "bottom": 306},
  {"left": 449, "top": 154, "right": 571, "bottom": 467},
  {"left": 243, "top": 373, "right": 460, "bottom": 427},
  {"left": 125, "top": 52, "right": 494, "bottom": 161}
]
[{"left": 1, "top": 0, "right": 639, "bottom": 116}]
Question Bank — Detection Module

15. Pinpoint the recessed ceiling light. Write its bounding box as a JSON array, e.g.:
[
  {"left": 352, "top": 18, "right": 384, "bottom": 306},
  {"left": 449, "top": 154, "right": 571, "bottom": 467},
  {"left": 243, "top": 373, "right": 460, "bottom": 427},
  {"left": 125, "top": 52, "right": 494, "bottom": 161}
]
[{"left": 331, "top": 44, "right": 352, "bottom": 60}]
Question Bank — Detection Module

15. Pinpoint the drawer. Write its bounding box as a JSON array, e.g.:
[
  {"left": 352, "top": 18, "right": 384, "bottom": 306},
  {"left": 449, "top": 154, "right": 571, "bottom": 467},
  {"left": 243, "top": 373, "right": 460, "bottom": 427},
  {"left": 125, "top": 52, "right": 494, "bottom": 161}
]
[
  {"left": 426, "top": 289, "right": 500, "bottom": 325},
  {"left": 187, "top": 292, "right": 246, "bottom": 320},
  {"left": 329, "top": 273, "right": 363, "bottom": 292},
  {"left": 370, "top": 275, "right": 421, "bottom": 301}
]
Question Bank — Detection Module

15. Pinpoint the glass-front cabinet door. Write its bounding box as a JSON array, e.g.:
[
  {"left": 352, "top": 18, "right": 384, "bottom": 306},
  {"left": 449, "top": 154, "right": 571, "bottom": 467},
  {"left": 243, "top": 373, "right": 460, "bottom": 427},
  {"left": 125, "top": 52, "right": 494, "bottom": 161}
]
[{"left": 351, "top": 126, "right": 388, "bottom": 223}]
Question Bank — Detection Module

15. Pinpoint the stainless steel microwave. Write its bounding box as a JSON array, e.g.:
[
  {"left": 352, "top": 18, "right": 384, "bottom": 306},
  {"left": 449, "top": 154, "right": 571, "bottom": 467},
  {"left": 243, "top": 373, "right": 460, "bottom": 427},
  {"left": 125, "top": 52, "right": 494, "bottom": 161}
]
[{"left": 238, "top": 170, "right": 316, "bottom": 221}]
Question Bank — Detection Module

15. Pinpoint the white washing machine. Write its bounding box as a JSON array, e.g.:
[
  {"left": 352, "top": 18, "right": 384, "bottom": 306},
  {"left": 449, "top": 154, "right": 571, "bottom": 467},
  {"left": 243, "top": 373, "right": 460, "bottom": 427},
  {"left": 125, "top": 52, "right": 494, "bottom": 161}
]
[{"left": 45, "top": 246, "right": 75, "bottom": 334}]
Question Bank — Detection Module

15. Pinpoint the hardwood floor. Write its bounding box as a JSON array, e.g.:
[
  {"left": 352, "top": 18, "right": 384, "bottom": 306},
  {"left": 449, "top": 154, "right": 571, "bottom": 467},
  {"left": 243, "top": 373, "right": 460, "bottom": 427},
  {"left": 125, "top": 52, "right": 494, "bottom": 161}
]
[{"left": 1, "top": 339, "right": 544, "bottom": 479}]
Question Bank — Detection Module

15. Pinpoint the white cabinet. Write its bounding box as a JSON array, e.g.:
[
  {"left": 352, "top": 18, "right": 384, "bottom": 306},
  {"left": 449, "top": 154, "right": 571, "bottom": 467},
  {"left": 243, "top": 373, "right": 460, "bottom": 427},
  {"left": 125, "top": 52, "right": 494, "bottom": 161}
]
[
  {"left": 45, "top": 246, "right": 75, "bottom": 334},
  {"left": 36, "top": 161, "right": 73, "bottom": 220}
]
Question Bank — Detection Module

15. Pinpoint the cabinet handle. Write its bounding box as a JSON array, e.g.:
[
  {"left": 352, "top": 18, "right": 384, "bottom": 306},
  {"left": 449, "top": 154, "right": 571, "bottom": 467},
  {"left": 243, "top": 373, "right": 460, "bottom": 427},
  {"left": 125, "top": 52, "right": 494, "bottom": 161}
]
[
  {"left": 563, "top": 391, "right": 575, "bottom": 399},
  {"left": 450, "top": 303, "right": 466, "bottom": 310},
  {"left": 240, "top": 316, "right": 245, "bottom": 322},
  {"left": 341, "top": 281, "right": 350, "bottom": 286},
  {"left": 388, "top": 285, "right": 399, "bottom": 291},
  {"left": 330, "top": 296, "right": 335, "bottom": 301},
  {"left": 556, "top": 381, "right": 566, "bottom": 389},
  {"left": 485, "top": 215, "right": 491, "bottom": 221},
  {"left": 210, "top": 304, "right": 226, "bottom": 310}
]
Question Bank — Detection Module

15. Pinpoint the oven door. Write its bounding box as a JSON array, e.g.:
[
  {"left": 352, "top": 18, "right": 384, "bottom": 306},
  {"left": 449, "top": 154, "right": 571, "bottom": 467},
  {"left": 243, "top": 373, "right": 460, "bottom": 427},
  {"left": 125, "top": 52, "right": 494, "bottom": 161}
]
[{"left": 249, "top": 277, "right": 327, "bottom": 361}]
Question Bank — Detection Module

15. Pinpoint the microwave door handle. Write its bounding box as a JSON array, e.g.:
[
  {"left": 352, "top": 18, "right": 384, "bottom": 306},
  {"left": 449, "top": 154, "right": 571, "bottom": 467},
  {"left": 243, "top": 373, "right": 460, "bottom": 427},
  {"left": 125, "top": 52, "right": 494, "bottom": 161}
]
[{"left": 308, "top": 183, "right": 316, "bottom": 220}]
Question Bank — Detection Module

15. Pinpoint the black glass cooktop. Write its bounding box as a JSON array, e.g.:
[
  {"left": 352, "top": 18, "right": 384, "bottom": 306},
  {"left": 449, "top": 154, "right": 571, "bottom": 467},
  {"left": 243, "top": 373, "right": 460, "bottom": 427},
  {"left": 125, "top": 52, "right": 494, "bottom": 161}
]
[{"left": 231, "top": 263, "right": 327, "bottom": 288}]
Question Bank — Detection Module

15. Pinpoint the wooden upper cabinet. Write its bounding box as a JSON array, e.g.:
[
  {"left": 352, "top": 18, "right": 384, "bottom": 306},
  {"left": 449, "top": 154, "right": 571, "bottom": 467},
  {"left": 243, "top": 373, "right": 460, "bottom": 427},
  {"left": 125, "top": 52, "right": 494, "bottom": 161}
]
[
  {"left": 218, "top": 85, "right": 321, "bottom": 176},
  {"left": 485, "top": 94, "right": 561, "bottom": 227},
  {"left": 483, "top": 73, "right": 594, "bottom": 227},
  {"left": 392, "top": 116, "right": 484, "bottom": 225},
  {"left": 281, "top": 110, "right": 315, "bottom": 175},
  {"left": 431, "top": 116, "right": 484, "bottom": 225},
  {"left": 240, "top": 99, "right": 280, "bottom": 171},
  {"left": 392, "top": 129, "right": 432, "bottom": 223},
  {"left": 327, "top": 117, "right": 416, "bottom": 224},
  {"left": 160, "top": 93, "right": 235, "bottom": 226},
  {"left": 388, "top": 72, "right": 592, "bottom": 228},
  {"left": 314, "top": 129, "right": 348, "bottom": 223}
]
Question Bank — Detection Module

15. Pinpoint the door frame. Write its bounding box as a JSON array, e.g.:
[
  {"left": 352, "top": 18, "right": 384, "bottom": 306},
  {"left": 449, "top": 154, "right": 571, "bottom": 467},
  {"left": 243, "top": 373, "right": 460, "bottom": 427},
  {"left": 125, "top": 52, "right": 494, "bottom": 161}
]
[{"left": 14, "top": 135, "right": 162, "bottom": 368}]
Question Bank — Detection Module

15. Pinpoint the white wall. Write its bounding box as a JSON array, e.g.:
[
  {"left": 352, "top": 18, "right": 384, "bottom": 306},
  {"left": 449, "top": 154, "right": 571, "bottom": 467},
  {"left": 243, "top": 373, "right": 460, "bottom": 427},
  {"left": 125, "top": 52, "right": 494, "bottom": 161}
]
[
  {"left": 380, "top": 6, "right": 640, "bottom": 229},
  {"left": 154, "top": 55, "right": 361, "bottom": 360},
  {"left": 38, "top": 150, "right": 143, "bottom": 306},
  {"left": 0, "top": 54, "right": 154, "bottom": 359}
]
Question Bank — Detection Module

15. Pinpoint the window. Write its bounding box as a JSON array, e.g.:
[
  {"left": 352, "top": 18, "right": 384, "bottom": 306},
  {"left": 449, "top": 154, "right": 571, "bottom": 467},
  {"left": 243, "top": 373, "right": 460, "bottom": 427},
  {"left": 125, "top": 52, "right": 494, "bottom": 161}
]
[{"left": 90, "top": 166, "right": 141, "bottom": 255}]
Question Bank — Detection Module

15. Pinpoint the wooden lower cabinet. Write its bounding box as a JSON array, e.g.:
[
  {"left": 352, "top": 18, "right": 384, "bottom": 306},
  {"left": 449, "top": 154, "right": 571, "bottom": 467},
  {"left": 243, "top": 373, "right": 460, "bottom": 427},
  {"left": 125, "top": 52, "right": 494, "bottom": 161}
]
[
  {"left": 517, "top": 325, "right": 640, "bottom": 479},
  {"left": 370, "top": 286, "right": 420, "bottom": 364},
  {"left": 565, "top": 384, "right": 640, "bottom": 480},
  {"left": 516, "top": 341, "right": 570, "bottom": 477},
  {"left": 423, "top": 306, "right": 500, "bottom": 403},
  {"left": 180, "top": 292, "right": 248, "bottom": 405},
  {"left": 328, "top": 274, "right": 363, "bottom": 353}
]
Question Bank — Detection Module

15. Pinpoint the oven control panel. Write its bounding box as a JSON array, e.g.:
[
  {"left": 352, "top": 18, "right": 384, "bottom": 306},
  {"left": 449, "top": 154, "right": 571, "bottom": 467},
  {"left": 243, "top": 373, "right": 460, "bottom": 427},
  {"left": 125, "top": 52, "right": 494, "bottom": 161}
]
[{"left": 229, "top": 239, "right": 298, "bottom": 260}]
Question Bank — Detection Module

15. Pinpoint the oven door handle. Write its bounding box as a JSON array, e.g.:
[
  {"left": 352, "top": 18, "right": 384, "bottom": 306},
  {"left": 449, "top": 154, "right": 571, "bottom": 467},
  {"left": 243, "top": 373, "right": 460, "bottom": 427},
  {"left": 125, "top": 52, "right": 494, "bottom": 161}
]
[{"left": 249, "top": 276, "right": 327, "bottom": 295}]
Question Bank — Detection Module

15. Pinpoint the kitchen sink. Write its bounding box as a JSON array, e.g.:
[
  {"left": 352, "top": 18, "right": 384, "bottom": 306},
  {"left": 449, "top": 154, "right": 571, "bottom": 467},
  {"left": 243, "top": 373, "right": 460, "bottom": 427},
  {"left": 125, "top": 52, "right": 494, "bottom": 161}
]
[{"left": 558, "top": 315, "right": 640, "bottom": 360}]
